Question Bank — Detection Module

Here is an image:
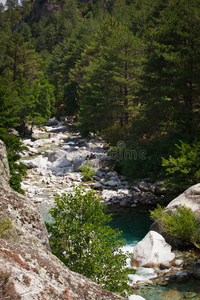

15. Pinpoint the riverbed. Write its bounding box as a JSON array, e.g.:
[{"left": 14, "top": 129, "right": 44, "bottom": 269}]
[{"left": 20, "top": 121, "right": 200, "bottom": 300}]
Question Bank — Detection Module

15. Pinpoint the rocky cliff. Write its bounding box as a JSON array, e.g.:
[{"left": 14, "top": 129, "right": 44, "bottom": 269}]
[{"left": 0, "top": 139, "right": 125, "bottom": 300}]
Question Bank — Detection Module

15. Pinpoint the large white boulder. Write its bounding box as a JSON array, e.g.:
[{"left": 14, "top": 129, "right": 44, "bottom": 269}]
[
  {"left": 52, "top": 156, "right": 72, "bottom": 168},
  {"left": 21, "top": 155, "right": 51, "bottom": 169},
  {"left": 132, "top": 231, "right": 175, "bottom": 268},
  {"left": 128, "top": 295, "right": 146, "bottom": 300},
  {"left": 45, "top": 149, "right": 67, "bottom": 162}
]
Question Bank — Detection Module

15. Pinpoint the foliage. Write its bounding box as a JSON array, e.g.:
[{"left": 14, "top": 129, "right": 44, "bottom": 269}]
[
  {"left": 46, "top": 187, "right": 132, "bottom": 296},
  {"left": 71, "top": 18, "right": 143, "bottom": 139},
  {"left": 78, "top": 159, "right": 96, "bottom": 181},
  {"left": 0, "top": 76, "right": 19, "bottom": 131},
  {"left": 0, "top": 77, "right": 27, "bottom": 193},
  {"left": 0, "top": 133, "right": 27, "bottom": 194},
  {"left": 162, "top": 140, "right": 200, "bottom": 193},
  {"left": 151, "top": 205, "right": 200, "bottom": 246},
  {"left": 142, "top": 0, "right": 200, "bottom": 137},
  {"left": 0, "top": 216, "right": 13, "bottom": 239}
]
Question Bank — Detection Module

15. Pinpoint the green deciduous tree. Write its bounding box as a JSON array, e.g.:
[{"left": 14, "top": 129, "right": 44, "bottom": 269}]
[
  {"left": 46, "top": 187, "right": 132, "bottom": 296},
  {"left": 162, "top": 140, "right": 200, "bottom": 193}
]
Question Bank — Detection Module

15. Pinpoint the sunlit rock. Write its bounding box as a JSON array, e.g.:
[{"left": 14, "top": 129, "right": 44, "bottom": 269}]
[
  {"left": 166, "top": 183, "right": 200, "bottom": 213},
  {"left": 132, "top": 231, "right": 175, "bottom": 268},
  {"left": 21, "top": 155, "right": 51, "bottom": 169}
]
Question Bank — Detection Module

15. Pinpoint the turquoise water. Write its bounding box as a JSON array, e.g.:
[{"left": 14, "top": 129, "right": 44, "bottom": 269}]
[
  {"left": 106, "top": 206, "right": 153, "bottom": 245},
  {"left": 107, "top": 206, "right": 200, "bottom": 300},
  {"left": 139, "top": 280, "right": 200, "bottom": 300}
]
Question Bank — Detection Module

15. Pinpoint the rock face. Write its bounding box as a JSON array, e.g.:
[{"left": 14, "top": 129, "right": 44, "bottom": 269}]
[
  {"left": 132, "top": 231, "right": 175, "bottom": 268},
  {"left": 0, "top": 140, "right": 10, "bottom": 188},
  {"left": 0, "top": 140, "right": 125, "bottom": 300}
]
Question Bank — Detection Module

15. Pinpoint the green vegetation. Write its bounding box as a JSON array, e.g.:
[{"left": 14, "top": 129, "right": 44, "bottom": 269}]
[
  {"left": 46, "top": 187, "right": 132, "bottom": 296},
  {"left": 78, "top": 159, "right": 96, "bottom": 181},
  {"left": 1, "top": 0, "right": 200, "bottom": 193},
  {"left": 151, "top": 205, "right": 200, "bottom": 248},
  {"left": 162, "top": 140, "right": 200, "bottom": 193},
  {"left": 0, "top": 216, "right": 13, "bottom": 239}
]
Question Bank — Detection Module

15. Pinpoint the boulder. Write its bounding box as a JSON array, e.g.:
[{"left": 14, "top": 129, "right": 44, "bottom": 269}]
[
  {"left": 91, "top": 182, "right": 103, "bottom": 190},
  {"left": 105, "top": 180, "right": 119, "bottom": 187},
  {"left": 45, "top": 149, "right": 67, "bottom": 163},
  {"left": 107, "top": 171, "right": 118, "bottom": 177},
  {"left": 101, "top": 190, "right": 118, "bottom": 201},
  {"left": 27, "top": 146, "right": 40, "bottom": 156},
  {"left": 128, "top": 296, "right": 146, "bottom": 300},
  {"left": 45, "top": 118, "right": 59, "bottom": 126},
  {"left": 132, "top": 231, "right": 175, "bottom": 268},
  {"left": 21, "top": 155, "right": 51, "bottom": 169},
  {"left": 53, "top": 156, "right": 72, "bottom": 168},
  {"left": 166, "top": 183, "right": 200, "bottom": 213}
]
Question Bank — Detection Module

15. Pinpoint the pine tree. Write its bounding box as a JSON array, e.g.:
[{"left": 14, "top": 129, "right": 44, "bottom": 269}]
[
  {"left": 71, "top": 18, "right": 143, "bottom": 140},
  {"left": 142, "top": 0, "right": 200, "bottom": 137}
]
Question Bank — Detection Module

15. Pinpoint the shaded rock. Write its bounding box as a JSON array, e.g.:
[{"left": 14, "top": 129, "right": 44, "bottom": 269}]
[
  {"left": 27, "top": 146, "right": 40, "bottom": 156},
  {"left": 45, "top": 149, "right": 67, "bottom": 162},
  {"left": 107, "top": 171, "right": 118, "bottom": 177},
  {"left": 52, "top": 156, "right": 72, "bottom": 168},
  {"left": 174, "top": 259, "right": 184, "bottom": 267},
  {"left": 155, "top": 181, "right": 166, "bottom": 195},
  {"left": 160, "top": 261, "right": 171, "bottom": 269},
  {"left": 119, "top": 201, "right": 129, "bottom": 207},
  {"left": 50, "top": 125, "right": 68, "bottom": 133},
  {"left": 105, "top": 180, "right": 119, "bottom": 187},
  {"left": 132, "top": 231, "right": 175, "bottom": 268},
  {"left": 91, "top": 182, "right": 103, "bottom": 190},
  {"left": 138, "top": 181, "right": 149, "bottom": 192},
  {"left": 73, "top": 159, "right": 84, "bottom": 172},
  {"left": 0, "top": 140, "right": 10, "bottom": 188},
  {"left": 45, "top": 118, "right": 59, "bottom": 126}
]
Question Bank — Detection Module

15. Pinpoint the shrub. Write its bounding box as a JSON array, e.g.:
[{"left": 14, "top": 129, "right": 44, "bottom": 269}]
[
  {"left": 46, "top": 187, "right": 132, "bottom": 296},
  {"left": 162, "top": 140, "right": 200, "bottom": 193},
  {"left": 78, "top": 159, "right": 96, "bottom": 181},
  {"left": 151, "top": 205, "right": 200, "bottom": 247},
  {"left": 0, "top": 216, "right": 13, "bottom": 239}
]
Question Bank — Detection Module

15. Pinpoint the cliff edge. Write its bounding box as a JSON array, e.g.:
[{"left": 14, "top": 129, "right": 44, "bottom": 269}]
[{"left": 0, "top": 139, "right": 125, "bottom": 300}]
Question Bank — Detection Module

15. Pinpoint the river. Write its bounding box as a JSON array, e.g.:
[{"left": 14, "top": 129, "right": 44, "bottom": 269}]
[
  {"left": 21, "top": 123, "right": 200, "bottom": 300},
  {"left": 108, "top": 207, "right": 200, "bottom": 300}
]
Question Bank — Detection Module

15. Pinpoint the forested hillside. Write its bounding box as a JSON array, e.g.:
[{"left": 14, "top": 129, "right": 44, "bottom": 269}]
[{"left": 1, "top": 0, "right": 200, "bottom": 195}]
